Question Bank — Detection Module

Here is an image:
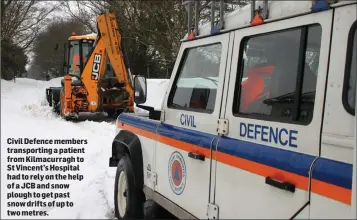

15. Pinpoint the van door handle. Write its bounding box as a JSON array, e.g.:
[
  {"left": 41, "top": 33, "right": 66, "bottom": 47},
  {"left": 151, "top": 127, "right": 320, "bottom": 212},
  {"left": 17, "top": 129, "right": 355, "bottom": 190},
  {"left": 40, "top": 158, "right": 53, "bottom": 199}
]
[
  {"left": 265, "top": 177, "right": 295, "bottom": 193},
  {"left": 188, "top": 152, "right": 205, "bottom": 161}
]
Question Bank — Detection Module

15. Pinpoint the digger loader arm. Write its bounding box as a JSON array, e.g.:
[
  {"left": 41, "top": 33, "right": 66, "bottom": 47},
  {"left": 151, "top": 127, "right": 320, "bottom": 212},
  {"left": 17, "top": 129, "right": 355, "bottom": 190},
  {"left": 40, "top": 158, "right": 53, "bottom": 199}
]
[
  {"left": 80, "top": 12, "right": 134, "bottom": 112},
  {"left": 80, "top": 38, "right": 107, "bottom": 111},
  {"left": 98, "top": 12, "right": 134, "bottom": 87}
]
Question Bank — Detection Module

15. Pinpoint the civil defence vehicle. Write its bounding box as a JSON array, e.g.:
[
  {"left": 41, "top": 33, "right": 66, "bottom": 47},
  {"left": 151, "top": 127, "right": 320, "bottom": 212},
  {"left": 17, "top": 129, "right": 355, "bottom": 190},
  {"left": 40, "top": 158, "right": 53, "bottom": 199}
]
[{"left": 109, "top": 0, "right": 357, "bottom": 219}]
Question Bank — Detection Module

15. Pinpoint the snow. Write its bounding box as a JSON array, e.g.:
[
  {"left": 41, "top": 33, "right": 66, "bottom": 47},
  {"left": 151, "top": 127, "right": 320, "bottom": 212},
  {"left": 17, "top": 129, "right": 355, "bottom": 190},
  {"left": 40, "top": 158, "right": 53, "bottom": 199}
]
[
  {"left": 133, "top": 78, "right": 170, "bottom": 114},
  {"left": 177, "top": 77, "right": 218, "bottom": 89},
  {"left": 83, "top": 33, "right": 97, "bottom": 37},
  {"left": 185, "top": 1, "right": 314, "bottom": 38},
  {"left": 1, "top": 77, "right": 168, "bottom": 219}
]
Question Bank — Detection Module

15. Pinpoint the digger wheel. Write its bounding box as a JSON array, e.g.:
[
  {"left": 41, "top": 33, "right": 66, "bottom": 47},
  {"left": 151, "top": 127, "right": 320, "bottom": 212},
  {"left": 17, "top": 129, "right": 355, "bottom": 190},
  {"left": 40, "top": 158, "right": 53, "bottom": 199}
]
[
  {"left": 106, "top": 109, "right": 117, "bottom": 119},
  {"left": 107, "top": 109, "right": 123, "bottom": 119}
]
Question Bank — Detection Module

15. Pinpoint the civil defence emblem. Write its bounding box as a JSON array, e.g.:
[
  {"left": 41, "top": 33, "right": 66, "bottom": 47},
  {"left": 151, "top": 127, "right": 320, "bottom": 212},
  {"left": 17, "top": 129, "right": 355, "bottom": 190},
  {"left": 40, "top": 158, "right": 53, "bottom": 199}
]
[{"left": 168, "top": 151, "right": 186, "bottom": 195}]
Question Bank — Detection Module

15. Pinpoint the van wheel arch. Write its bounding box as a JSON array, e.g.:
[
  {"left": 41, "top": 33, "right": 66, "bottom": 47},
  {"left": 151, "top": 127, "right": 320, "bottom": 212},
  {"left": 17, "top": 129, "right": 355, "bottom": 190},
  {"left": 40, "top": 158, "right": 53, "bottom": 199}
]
[{"left": 111, "top": 130, "right": 144, "bottom": 189}]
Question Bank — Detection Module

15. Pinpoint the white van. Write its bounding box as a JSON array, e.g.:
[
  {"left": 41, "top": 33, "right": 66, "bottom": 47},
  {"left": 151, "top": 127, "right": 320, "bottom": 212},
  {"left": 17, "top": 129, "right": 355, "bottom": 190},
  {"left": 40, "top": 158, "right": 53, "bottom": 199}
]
[{"left": 109, "top": 0, "right": 357, "bottom": 219}]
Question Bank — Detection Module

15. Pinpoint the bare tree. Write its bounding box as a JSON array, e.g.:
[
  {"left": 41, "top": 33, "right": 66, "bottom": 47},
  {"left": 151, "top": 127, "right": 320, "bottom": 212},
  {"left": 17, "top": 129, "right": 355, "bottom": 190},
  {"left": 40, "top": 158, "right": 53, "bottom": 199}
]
[
  {"left": 30, "top": 18, "right": 88, "bottom": 80},
  {"left": 60, "top": 0, "right": 252, "bottom": 78},
  {"left": 1, "top": 0, "right": 62, "bottom": 51},
  {"left": 62, "top": 0, "right": 108, "bottom": 33}
]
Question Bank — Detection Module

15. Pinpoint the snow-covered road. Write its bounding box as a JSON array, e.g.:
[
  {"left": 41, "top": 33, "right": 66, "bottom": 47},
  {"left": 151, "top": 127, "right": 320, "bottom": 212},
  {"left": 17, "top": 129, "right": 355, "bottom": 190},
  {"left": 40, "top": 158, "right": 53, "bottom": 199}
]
[{"left": 1, "top": 78, "right": 168, "bottom": 219}]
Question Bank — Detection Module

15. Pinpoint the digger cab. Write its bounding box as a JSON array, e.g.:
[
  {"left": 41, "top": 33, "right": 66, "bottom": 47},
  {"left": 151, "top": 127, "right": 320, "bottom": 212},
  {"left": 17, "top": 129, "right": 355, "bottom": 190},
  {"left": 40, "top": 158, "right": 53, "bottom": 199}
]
[
  {"left": 62, "top": 33, "right": 97, "bottom": 85},
  {"left": 63, "top": 32, "right": 125, "bottom": 85}
]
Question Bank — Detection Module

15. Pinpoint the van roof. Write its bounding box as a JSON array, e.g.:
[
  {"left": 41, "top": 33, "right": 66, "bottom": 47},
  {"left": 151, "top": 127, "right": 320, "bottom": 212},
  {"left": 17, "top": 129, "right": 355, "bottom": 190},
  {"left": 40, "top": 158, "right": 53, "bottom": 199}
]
[{"left": 183, "top": 0, "right": 354, "bottom": 39}]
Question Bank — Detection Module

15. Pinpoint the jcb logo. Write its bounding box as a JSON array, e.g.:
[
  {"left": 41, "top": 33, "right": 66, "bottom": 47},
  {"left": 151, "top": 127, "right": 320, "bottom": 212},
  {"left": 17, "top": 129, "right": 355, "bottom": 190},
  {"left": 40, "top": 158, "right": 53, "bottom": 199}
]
[{"left": 91, "top": 54, "right": 101, "bottom": 80}]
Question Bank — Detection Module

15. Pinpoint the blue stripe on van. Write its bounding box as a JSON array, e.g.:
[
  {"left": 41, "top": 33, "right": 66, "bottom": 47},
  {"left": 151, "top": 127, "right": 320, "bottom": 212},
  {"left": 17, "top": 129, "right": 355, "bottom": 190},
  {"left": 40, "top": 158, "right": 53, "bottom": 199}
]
[
  {"left": 157, "top": 123, "right": 216, "bottom": 150},
  {"left": 312, "top": 158, "right": 353, "bottom": 189},
  {"left": 218, "top": 137, "right": 315, "bottom": 177},
  {"left": 119, "top": 113, "right": 159, "bottom": 133},
  {"left": 118, "top": 113, "right": 353, "bottom": 190}
]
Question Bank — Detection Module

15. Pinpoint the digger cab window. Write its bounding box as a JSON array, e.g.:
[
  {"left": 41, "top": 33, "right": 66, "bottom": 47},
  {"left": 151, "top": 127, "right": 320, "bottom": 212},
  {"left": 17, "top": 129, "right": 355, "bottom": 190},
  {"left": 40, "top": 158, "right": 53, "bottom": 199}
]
[
  {"left": 68, "top": 40, "right": 80, "bottom": 78},
  {"left": 82, "top": 40, "right": 94, "bottom": 67}
]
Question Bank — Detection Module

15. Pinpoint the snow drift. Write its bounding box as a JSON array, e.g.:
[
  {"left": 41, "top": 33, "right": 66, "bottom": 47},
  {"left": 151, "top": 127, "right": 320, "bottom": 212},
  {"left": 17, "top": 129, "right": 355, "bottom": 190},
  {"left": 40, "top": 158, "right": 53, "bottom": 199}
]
[{"left": 0, "top": 77, "right": 168, "bottom": 219}]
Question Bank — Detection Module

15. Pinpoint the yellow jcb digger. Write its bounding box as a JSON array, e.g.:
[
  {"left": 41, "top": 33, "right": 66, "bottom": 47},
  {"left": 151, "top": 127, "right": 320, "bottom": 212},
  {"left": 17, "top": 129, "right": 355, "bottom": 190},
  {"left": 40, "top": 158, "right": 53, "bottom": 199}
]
[{"left": 45, "top": 11, "right": 135, "bottom": 120}]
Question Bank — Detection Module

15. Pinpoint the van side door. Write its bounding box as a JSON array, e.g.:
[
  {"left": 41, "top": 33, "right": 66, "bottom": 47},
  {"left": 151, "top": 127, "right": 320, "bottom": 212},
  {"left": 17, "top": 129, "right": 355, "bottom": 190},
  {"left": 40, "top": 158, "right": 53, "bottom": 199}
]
[
  {"left": 214, "top": 9, "right": 333, "bottom": 218},
  {"left": 153, "top": 33, "right": 232, "bottom": 218},
  {"left": 310, "top": 3, "right": 356, "bottom": 218}
]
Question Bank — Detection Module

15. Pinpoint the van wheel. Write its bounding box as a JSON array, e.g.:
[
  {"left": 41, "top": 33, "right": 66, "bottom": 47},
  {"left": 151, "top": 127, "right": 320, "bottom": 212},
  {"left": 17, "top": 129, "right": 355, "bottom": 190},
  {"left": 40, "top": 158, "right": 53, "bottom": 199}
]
[{"left": 114, "top": 154, "right": 144, "bottom": 219}]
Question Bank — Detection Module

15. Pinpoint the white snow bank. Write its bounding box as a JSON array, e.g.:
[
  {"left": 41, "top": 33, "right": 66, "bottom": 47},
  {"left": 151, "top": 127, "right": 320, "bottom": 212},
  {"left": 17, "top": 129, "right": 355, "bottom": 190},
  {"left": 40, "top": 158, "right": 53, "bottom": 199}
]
[
  {"left": 134, "top": 79, "right": 170, "bottom": 114},
  {"left": 1, "top": 78, "right": 117, "bottom": 219},
  {"left": 47, "top": 77, "right": 63, "bottom": 87},
  {"left": 83, "top": 33, "right": 97, "bottom": 37}
]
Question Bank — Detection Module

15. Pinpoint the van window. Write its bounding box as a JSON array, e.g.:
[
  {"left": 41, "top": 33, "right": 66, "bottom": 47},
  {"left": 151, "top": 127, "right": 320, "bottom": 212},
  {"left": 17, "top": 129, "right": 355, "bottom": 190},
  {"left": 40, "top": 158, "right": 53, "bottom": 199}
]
[
  {"left": 343, "top": 22, "right": 357, "bottom": 115},
  {"left": 233, "top": 25, "right": 322, "bottom": 124},
  {"left": 168, "top": 43, "right": 222, "bottom": 113}
]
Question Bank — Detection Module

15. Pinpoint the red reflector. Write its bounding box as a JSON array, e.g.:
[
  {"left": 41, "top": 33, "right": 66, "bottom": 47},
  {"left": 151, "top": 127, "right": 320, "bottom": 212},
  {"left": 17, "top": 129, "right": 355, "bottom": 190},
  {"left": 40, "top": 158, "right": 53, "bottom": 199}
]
[
  {"left": 188, "top": 31, "right": 195, "bottom": 40},
  {"left": 251, "top": 14, "right": 264, "bottom": 26}
]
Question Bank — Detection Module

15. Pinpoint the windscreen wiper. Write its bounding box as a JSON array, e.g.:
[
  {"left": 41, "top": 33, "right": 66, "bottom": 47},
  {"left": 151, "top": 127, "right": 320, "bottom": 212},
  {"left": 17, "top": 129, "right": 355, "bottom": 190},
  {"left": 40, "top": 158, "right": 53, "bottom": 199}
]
[
  {"left": 263, "top": 91, "right": 316, "bottom": 105},
  {"left": 197, "top": 76, "right": 218, "bottom": 86}
]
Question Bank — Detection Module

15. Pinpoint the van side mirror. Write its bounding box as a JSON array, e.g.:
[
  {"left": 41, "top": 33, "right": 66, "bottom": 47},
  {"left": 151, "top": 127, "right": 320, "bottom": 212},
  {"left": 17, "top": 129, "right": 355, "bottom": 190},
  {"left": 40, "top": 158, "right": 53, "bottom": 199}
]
[{"left": 134, "top": 75, "right": 147, "bottom": 104}]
